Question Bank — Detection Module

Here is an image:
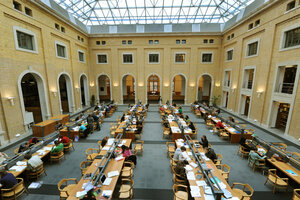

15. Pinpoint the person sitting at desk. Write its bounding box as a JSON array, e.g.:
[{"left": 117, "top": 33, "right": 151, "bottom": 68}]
[
  {"left": 101, "top": 136, "right": 109, "bottom": 148},
  {"left": 216, "top": 120, "right": 224, "bottom": 130},
  {"left": 18, "top": 142, "right": 29, "bottom": 153},
  {"left": 92, "top": 112, "right": 100, "bottom": 131},
  {"left": 121, "top": 145, "right": 132, "bottom": 158},
  {"left": 185, "top": 115, "right": 190, "bottom": 123},
  {"left": 188, "top": 122, "right": 196, "bottom": 132},
  {"left": 174, "top": 146, "right": 187, "bottom": 162},
  {"left": 204, "top": 147, "right": 217, "bottom": 163},
  {"left": 58, "top": 135, "right": 70, "bottom": 144},
  {"left": 178, "top": 106, "right": 183, "bottom": 114},
  {"left": 0, "top": 152, "right": 9, "bottom": 165},
  {"left": 55, "top": 122, "right": 64, "bottom": 131},
  {"left": 199, "top": 135, "right": 209, "bottom": 148},
  {"left": 79, "top": 123, "right": 89, "bottom": 138},
  {"left": 24, "top": 153, "right": 43, "bottom": 171},
  {"left": 0, "top": 170, "right": 17, "bottom": 189},
  {"left": 29, "top": 137, "right": 39, "bottom": 146},
  {"left": 120, "top": 114, "right": 125, "bottom": 122},
  {"left": 51, "top": 141, "right": 64, "bottom": 153},
  {"left": 229, "top": 116, "right": 235, "bottom": 123},
  {"left": 248, "top": 149, "right": 266, "bottom": 168},
  {"left": 239, "top": 137, "right": 256, "bottom": 152},
  {"left": 175, "top": 160, "right": 188, "bottom": 180}
]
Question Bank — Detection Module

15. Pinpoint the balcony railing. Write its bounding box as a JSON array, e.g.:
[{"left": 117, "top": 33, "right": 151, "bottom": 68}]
[
  {"left": 247, "top": 81, "right": 253, "bottom": 89},
  {"left": 223, "top": 80, "right": 230, "bottom": 87},
  {"left": 278, "top": 83, "right": 294, "bottom": 94}
]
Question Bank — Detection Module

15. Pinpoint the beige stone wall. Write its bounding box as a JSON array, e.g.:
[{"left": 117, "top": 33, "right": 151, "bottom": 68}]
[
  {"left": 221, "top": 0, "right": 300, "bottom": 139},
  {"left": 0, "top": 0, "right": 300, "bottom": 143}
]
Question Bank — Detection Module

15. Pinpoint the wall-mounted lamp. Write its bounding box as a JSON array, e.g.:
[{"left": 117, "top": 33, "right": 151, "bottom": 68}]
[
  {"left": 164, "top": 83, "right": 169, "bottom": 87},
  {"left": 50, "top": 88, "right": 57, "bottom": 97},
  {"left": 113, "top": 82, "right": 119, "bottom": 87},
  {"left": 257, "top": 90, "right": 264, "bottom": 98},
  {"left": 189, "top": 83, "right": 195, "bottom": 87},
  {"left": 138, "top": 82, "right": 144, "bottom": 87},
  {"left": 215, "top": 82, "right": 220, "bottom": 87},
  {"left": 7, "top": 97, "right": 16, "bottom": 106},
  {"left": 90, "top": 82, "right": 95, "bottom": 87}
]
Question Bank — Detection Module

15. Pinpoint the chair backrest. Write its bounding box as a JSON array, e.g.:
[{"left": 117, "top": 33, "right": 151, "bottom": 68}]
[
  {"left": 268, "top": 169, "right": 278, "bottom": 180},
  {"left": 244, "top": 184, "right": 254, "bottom": 197},
  {"left": 222, "top": 164, "right": 230, "bottom": 173},
  {"left": 173, "top": 184, "right": 188, "bottom": 196},
  {"left": 14, "top": 148, "right": 19, "bottom": 155},
  {"left": 216, "top": 154, "right": 223, "bottom": 160},
  {"left": 136, "top": 140, "right": 144, "bottom": 146},
  {"left": 293, "top": 189, "right": 300, "bottom": 200},
  {"left": 126, "top": 155, "right": 137, "bottom": 165},
  {"left": 167, "top": 142, "right": 175, "bottom": 148}
]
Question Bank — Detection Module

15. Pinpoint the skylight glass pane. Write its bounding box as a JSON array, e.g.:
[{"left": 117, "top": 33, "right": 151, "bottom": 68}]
[{"left": 53, "top": 0, "right": 255, "bottom": 25}]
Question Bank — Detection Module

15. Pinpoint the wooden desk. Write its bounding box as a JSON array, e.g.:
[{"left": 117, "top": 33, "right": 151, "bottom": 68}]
[
  {"left": 267, "top": 158, "right": 300, "bottom": 186},
  {"left": 67, "top": 139, "right": 132, "bottom": 200},
  {"left": 115, "top": 121, "right": 137, "bottom": 142},
  {"left": 32, "top": 120, "right": 56, "bottom": 137},
  {"left": 169, "top": 120, "right": 193, "bottom": 142},
  {"left": 59, "top": 127, "right": 80, "bottom": 140},
  {"left": 175, "top": 140, "right": 236, "bottom": 199},
  {"left": 8, "top": 144, "right": 54, "bottom": 177},
  {"left": 50, "top": 114, "right": 70, "bottom": 125}
]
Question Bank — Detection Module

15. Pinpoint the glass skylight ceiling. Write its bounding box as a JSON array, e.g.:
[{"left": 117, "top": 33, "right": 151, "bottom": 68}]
[{"left": 53, "top": 0, "right": 255, "bottom": 25}]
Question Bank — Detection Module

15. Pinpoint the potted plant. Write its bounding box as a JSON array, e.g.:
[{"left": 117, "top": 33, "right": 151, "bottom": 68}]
[{"left": 211, "top": 95, "right": 221, "bottom": 107}]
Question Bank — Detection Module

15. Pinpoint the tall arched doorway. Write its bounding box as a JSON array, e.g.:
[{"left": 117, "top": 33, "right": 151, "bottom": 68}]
[
  {"left": 197, "top": 75, "right": 212, "bottom": 104},
  {"left": 172, "top": 74, "right": 186, "bottom": 104},
  {"left": 58, "top": 74, "right": 74, "bottom": 114},
  {"left": 80, "top": 74, "right": 89, "bottom": 107},
  {"left": 122, "top": 74, "right": 135, "bottom": 104},
  {"left": 147, "top": 74, "right": 160, "bottom": 104},
  {"left": 98, "top": 75, "right": 111, "bottom": 103},
  {"left": 20, "top": 73, "right": 44, "bottom": 123}
]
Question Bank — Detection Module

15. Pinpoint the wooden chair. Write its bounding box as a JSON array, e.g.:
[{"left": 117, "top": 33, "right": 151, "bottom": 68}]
[
  {"left": 121, "top": 161, "right": 134, "bottom": 179},
  {"left": 86, "top": 148, "right": 99, "bottom": 162},
  {"left": 169, "top": 152, "right": 177, "bottom": 170},
  {"left": 171, "top": 166, "right": 187, "bottom": 185},
  {"left": 80, "top": 161, "right": 92, "bottom": 176},
  {"left": 167, "top": 142, "right": 176, "bottom": 158},
  {"left": 238, "top": 145, "right": 250, "bottom": 159},
  {"left": 97, "top": 140, "right": 102, "bottom": 152},
  {"left": 0, "top": 178, "right": 28, "bottom": 199},
  {"left": 110, "top": 123, "right": 117, "bottom": 130},
  {"left": 219, "top": 164, "right": 230, "bottom": 182},
  {"left": 163, "top": 126, "right": 171, "bottom": 139},
  {"left": 251, "top": 158, "right": 266, "bottom": 172},
  {"left": 50, "top": 149, "right": 65, "bottom": 164},
  {"left": 208, "top": 143, "right": 212, "bottom": 148},
  {"left": 58, "top": 178, "right": 78, "bottom": 200},
  {"left": 119, "top": 178, "right": 134, "bottom": 199},
  {"left": 272, "top": 143, "right": 287, "bottom": 151},
  {"left": 293, "top": 189, "right": 300, "bottom": 200},
  {"left": 134, "top": 140, "right": 144, "bottom": 155},
  {"left": 248, "top": 128, "right": 255, "bottom": 133},
  {"left": 192, "top": 128, "right": 198, "bottom": 139},
  {"left": 26, "top": 164, "right": 47, "bottom": 181},
  {"left": 173, "top": 184, "right": 188, "bottom": 200},
  {"left": 264, "top": 169, "right": 288, "bottom": 193},
  {"left": 215, "top": 154, "right": 223, "bottom": 168},
  {"left": 231, "top": 183, "right": 253, "bottom": 200},
  {"left": 212, "top": 124, "right": 218, "bottom": 135},
  {"left": 205, "top": 120, "right": 213, "bottom": 129},
  {"left": 63, "top": 139, "right": 75, "bottom": 153},
  {"left": 14, "top": 148, "right": 19, "bottom": 155},
  {"left": 220, "top": 130, "right": 229, "bottom": 141},
  {"left": 240, "top": 124, "right": 247, "bottom": 129}
]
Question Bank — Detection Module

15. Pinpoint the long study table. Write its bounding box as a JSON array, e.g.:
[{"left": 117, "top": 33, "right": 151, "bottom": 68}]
[
  {"left": 67, "top": 139, "right": 132, "bottom": 199},
  {"left": 175, "top": 139, "right": 239, "bottom": 199}
]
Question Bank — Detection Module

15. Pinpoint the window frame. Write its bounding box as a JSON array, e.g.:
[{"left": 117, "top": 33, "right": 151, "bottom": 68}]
[
  {"left": 241, "top": 66, "right": 256, "bottom": 90},
  {"left": 13, "top": 26, "right": 38, "bottom": 54},
  {"left": 122, "top": 53, "right": 134, "bottom": 64},
  {"left": 55, "top": 40, "right": 68, "bottom": 59},
  {"left": 148, "top": 52, "right": 160, "bottom": 64},
  {"left": 77, "top": 50, "right": 85, "bottom": 63},
  {"left": 96, "top": 53, "right": 108, "bottom": 64},
  {"left": 226, "top": 48, "right": 234, "bottom": 62},
  {"left": 174, "top": 52, "right": 186, "bottom": 64},
  {"left": 201, "top": 52, "right": 214, "bottom": 64},
  {"left": 280, "top": 23, "right": 300, "bottom": 51},
  {"left": 245, "top": 38, "right": 260, "bottom": 58}
]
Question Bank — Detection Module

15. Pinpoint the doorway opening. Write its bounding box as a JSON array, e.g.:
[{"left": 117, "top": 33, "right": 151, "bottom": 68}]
[
  {"left": 80, "top": 74, "right": 89, "bottom": 107},
  {"left": 172, "top": 74, "right": 186, "bottom": 104},
  {"left": 197, "top": 75, "right": 212, "bottom": 104},
  {"left": 147, "top": 74, "right": 160, "bottom": 104},
  {"left": 122, "top": 75, "right": 135, "bottom": 104},
  {"left": 98, "top": 75, "right": 111, "bottom": 103}
]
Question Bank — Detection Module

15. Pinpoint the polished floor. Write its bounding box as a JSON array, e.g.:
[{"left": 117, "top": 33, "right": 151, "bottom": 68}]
[{"left": 1, "top": 105, "right": 297, "bottom": 200}]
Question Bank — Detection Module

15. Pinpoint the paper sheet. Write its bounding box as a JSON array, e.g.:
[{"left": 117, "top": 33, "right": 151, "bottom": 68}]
[
  {"left": 76, "top": 190, "right": 87, "bottom": 198},
  {"left": 204, "top": 194, "right": 215, "bottom": 200},
  {"left": 103, "top": 178, "right": 112, "bottom": 186},
  {"left": 187, "top": 172, "right": 196, "bottom": 180},
  {"left": 16, "top": 161, "right": 27, "bottom": 166},
  {"left": 190, "top": 162, "right": 198, "bottom": 168},
  {"left": 196, "top": 180, "right": 207, "bottom": 187},
  {"left": 184, "top": 165, "right": 193, "bottom": 171},
  {"left": 107, "top": 138, "right": 115, "bottom": 146},
  {"left": 102, "top": 146, "right": 110, "bottom": 151},
  {"left": 102, "top": 190, "right": 112, "bottom": 197},
  {"left": 108, "top": 171, "right": 119, "bottom": 178},
  {"left": 115, "top": 156, "right": 124, "bottom": 161},
  {"left": 9, "top": 165, "right": 26, "bottom": 172}
]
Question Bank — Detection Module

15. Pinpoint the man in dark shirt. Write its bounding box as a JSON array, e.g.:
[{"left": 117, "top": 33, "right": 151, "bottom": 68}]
[
  {"left": 204, "top": 147, "right": 217, "bottom": 163},
  {"left": 0, "top": 170, "right": 17, "bottom": 189}
]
